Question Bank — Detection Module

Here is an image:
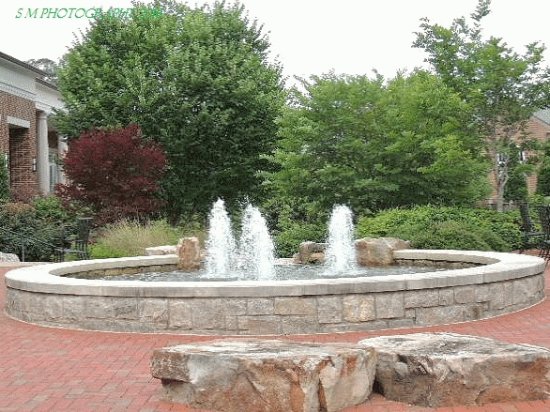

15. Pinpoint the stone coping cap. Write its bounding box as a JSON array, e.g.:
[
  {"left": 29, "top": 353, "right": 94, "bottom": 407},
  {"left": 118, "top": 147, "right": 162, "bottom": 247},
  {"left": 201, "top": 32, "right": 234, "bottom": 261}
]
[{"left": 4, "top": 250, "right": 545, "bottom": 298}]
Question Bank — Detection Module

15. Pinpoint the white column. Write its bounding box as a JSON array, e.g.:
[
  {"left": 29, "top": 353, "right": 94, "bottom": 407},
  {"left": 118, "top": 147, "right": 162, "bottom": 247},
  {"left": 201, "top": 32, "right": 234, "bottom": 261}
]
[
  {"left": 36, "top": 111, "right": 50, "bottom": 195},
  {"left": 57, "top": 135, "right": 68, "bottom": 185}
]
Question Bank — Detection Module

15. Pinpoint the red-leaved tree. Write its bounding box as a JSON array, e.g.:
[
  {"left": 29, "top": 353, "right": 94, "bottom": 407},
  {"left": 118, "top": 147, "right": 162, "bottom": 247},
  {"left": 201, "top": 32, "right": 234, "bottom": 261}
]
[{"left": 56, "top": 124, "right": 166, "bottom": 223}]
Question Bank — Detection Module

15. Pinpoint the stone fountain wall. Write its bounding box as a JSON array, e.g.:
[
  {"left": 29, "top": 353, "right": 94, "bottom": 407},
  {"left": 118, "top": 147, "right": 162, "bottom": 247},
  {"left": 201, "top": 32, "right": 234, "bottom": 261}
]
[{"left": 4, "top": 250, "right": 546, "bottom": 335}]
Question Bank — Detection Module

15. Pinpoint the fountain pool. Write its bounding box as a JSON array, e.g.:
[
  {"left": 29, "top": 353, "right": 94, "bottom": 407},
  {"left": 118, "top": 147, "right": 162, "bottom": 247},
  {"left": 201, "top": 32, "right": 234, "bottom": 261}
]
[
  {"left": 4, "top": 250, "right": 545, "bottom": 334},
  {"left": 4, "top": 201, "right": 547, "bottom": 334}
]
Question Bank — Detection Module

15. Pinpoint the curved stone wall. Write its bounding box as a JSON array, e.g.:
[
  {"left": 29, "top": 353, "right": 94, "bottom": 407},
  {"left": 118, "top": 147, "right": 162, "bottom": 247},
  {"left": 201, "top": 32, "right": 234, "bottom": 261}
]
[{"left": 4, "top": 250, "right": 546, "bottom": 335}]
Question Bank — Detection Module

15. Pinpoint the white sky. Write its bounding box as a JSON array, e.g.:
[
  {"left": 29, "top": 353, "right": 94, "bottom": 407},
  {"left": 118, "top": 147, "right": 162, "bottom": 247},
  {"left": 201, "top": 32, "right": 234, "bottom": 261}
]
[{"left": 1, "top": 0, "right": 549, "bottom": 84}]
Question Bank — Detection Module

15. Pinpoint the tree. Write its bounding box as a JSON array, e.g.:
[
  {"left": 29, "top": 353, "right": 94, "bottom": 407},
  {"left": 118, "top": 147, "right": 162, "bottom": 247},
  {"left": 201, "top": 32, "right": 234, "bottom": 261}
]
[
  {"left": 56, "top": 124, "right": 166, "bottom": 223},
  {"left": 25, "top": 58, "right": 59, "bottom": 84},
  {"left": 268, "top": 71, "right": 489, "bottom": 222},
  {"left": 414, "top": 0, "right": 550, "bottom": 211},
  {"left": 54, "top": 1, "right": 285, "bottom": 219},
  {"left": 0, "top": 154, "right": 9, "bottom": 201}
]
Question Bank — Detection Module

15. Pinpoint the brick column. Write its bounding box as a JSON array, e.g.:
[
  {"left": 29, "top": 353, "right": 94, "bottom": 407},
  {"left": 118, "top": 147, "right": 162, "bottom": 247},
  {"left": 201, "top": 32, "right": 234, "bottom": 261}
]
[
  {"left": 36, "top": 111, "right": 50, "bottom": 195},
  {"left": 57, "top": 135, "right": 68, "bottom": 185}
]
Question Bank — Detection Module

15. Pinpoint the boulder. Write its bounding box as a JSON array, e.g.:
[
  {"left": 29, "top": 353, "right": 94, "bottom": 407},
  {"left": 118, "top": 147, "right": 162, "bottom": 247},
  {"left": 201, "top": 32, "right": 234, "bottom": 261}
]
[
  {"left": 294, "top": 242, "right": 327, "bottom": 264},
  {"left": 145, "top": 245, "right": 177, "bottom": 256},
  {"left": 359, "top": 333, "right": 550, "bottom": 407},
  {"left": 355, "top": 237, "right": 410, "bottom": 266},
  {"left": 151, "top": 339, "right": 376, "bottom": 412},
  {"left": 0, "top": 252, "right": 19, "bottom": 262},
  {"left": 176, "top": 237, "right": 201, "bottom": 271}
]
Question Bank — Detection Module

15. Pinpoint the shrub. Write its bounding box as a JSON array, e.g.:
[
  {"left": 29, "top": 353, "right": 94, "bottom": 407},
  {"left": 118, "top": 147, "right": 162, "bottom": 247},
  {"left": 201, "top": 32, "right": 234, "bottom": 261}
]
[
  {"left": 274, "top": 221, "right": 326, "bottom": 258},
  {"left": 357, "top": 205, "right": 521, "bottom": 252},
  {"left": 56, "top": 124, "right": 166, "bottom": 224},
  {"left": 89, "top": 219, "right": 202, "bottom": 258},
  {"left": 0, "top": 154, "right": 8, "bottom": 202},
  {"left": 0, "top": 198, "right": 73, "bottom": 261}
]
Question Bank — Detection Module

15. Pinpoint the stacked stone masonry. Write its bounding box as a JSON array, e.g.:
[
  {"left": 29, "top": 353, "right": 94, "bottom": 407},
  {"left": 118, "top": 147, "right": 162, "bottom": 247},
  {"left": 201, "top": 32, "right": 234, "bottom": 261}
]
[{"left": 5, "top": 251, "right": 546, "bottom": 335}]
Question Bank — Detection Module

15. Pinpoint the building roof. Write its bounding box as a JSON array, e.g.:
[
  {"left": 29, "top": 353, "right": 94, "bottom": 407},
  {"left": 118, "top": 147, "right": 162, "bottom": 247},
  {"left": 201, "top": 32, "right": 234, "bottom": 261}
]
[
  {"left": 534, "top": 109, "right": 550, "bottom": 126},
  {"left": 0, "top": 51, "right": 48, "bottom": 76}
]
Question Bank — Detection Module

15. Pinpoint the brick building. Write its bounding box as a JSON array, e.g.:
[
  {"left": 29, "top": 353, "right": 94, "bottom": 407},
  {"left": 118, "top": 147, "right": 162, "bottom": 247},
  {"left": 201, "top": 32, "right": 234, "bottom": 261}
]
[{"left": 0, "top": 51, "right": 65, "bottom": 200}]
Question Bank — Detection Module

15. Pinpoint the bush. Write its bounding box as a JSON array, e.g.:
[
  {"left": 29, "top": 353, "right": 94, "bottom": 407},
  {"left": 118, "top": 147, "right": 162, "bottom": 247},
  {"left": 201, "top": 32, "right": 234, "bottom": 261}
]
[
  {"left": 89, "top": 219, "right": 202, "bottom": 258},
  {"left": 274, "top": 221, "right": 326, "bottom": 258},
  {"left": 0, "top": 197, "right": 75, "bottom": 261},
  {"left": 56, "top": 124, "right": 166, "bottom": 224},
  {"left": 357, "top": 205, "right": 522, "bottom": 252},
  {"left": 0, "top": 154, "right": 8, "bottom": 202}
]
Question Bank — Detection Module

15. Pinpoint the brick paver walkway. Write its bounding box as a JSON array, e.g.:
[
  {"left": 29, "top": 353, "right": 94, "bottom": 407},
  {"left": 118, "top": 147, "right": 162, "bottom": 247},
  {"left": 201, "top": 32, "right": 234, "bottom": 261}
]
[{"left": 2, "top": 263, "right": 550, "bottom": 412}]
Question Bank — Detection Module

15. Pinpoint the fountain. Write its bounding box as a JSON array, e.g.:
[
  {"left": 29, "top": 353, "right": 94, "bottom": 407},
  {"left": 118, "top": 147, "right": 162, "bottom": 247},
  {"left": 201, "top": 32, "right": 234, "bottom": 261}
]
[
  {"left": 235, "top": 204, "right": 276, "bottom": 281},
  {"left": 204, "top": 199, "right": 235, "bottom": 277},
  {"left": 324, "top": 205, "right": 357, "bottom": 275},
  {"left": 4, "top": 200, "right": 546, "bottom": 335}
]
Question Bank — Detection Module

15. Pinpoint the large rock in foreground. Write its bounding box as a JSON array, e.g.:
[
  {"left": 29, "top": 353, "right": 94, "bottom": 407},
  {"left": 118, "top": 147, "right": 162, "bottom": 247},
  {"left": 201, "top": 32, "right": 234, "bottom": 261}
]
[
  {"left": 151, "top": 339, "right": 376, "bottom": 412},
  {"left": 359, "top": 333, "right": 550, "bottom": 407}
]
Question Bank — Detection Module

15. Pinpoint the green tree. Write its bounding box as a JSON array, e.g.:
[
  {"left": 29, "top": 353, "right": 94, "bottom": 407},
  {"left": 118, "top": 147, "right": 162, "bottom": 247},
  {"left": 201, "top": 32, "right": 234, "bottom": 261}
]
[
  {"left": 54, "top": 1, "right": 285, "bottom": 219},
  {"left": 414, "top": 0, "right": 550, "bottom": 211},
  {"left": 268, "top": 71, "right": 489, "bottom": 222},
  {"left": 536, "top": 142, "right": 550, "bottom": 196},
  {"left": 0, "top": 154, "right": 9, "bottom": 201},
  {"left": 25, "top": 58, "right": 59, "bottom": 84}
]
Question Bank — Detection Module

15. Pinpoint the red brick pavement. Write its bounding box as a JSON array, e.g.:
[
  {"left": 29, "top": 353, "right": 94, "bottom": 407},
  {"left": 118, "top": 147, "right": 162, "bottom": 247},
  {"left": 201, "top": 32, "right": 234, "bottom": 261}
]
[{"left": 1, "top": 264, "right": 550, "bottom": 412}]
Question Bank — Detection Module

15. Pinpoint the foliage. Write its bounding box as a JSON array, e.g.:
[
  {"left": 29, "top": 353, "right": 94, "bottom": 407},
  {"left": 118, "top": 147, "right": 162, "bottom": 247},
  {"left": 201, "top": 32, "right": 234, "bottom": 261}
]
[
  {"left": 504, "top": 143, "right": 531, "bottom": 201},
  {"left": 268, "top": 71, "right": 490, "bottom": 222},
  {"left": 357, "top": 205, "right": 522, "bottom": 252},
  {"left": 0, "top": 154, "right": 9, "bottom": 202},
  {"left": 89, "top": 219, "right": 200, "bottom": 258},
  {"left": 413, "top": 0, "right": 550, "bottom": 210},
  {"left": 537, "top": 142, "right": 550, "bottom": 196},
  {"left": 25, "top": 58, "right": 59, "bottom": 84},
  {"left": 56, "top": 124, "right": 166, "bottom": 224},
  {"left": 0, "top": 197, "right": 77, "bottom": 261},
  {"left": 54, "top": 0, "right": 285, "bottom": 219}
]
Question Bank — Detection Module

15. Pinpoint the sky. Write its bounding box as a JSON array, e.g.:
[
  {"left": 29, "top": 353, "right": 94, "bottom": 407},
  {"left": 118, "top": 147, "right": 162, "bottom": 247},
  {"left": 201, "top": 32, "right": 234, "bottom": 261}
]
[{"left": 1, "top": 0, "right": 550, "bottom": 84}]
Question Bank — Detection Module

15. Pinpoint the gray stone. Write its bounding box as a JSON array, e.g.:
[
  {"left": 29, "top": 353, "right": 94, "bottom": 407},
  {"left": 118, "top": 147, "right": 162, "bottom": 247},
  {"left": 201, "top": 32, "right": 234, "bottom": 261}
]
[
  {"left": 343, "top": 295, "right": 375, "bottom": 322},
  {"left": 246, "top": 298, "right": 274, "bottom": 315},
  {"left": 274, "top": 297, "right": 316, "bottom": 315},
  {"left": 404, "top": 290, "right": 439, "bottom": 308},
  {"left": 0, "top": 251, "right": 19, "bottom": 262},
  {"left": 454, "top": 286, "right": 475, "bottom": 303},
  {"left": 151, "top": 339, "right": 376, "bottom": 412},
  {"left": 176, "top": 237, "right": 201, "bottom": 271},
  {"left": 168, "top": 301, "right": 193, "bottom": 329},
  {"left": 237, "top": 316, "right": 281, "bottom": 335},
  {"left": 355, "top": 237, "right": 410, "bottom": 266},
  {"left": 375, "top": 293, "right": 404, "bottom": 319},
  {"left": 294, "top": 241, "right": 327, "bottom": 264},
  {"left": 415, "top": 305, "right": 465, "bottom": 326},
  {"left": 360, "top": 332, "right": 550, "bottom": 407},
  {"left": 145, "top": 245, "right": 177, "bottom": 255},
  {"left": 317, "top": 296, "right": 342, "bottom": 324}
]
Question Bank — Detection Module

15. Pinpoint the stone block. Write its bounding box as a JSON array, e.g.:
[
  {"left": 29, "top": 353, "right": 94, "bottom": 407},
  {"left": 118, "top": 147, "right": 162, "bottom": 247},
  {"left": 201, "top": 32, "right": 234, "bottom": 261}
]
[
  {"left": 403, "top": 290, "right": 439, "bottom": 308},
  {"left": 139, "top": 299, "right": 168, "bottom": 325},
  {"left": 151, "top": 339, "right": 376, "bottom": 412},
  {"left": 415, "top": 305, "right": 464, "bottom": 326},
  {"left": 294, "top": 241, "right": 327, "bottom": 264},
  {"left": 355, "top": 237, "right": 410, "bottom": 266},
  {"left": 176, "top": 237, "right": 201, "bottom": 271},
  {"left": 317, "top": 296, "right": 342, "bottom": 323},
  {"left": 145, "top": 245, "right": 177, "bottom": 255},
  {"left": 454, "top": 286, "right": 475, "bottom": 303},
  {"left": 274, "top": 297, "right": 316, "bottom": 315},
  {"left": 246, "top": 298, "right": 274, "bottom": 315},
  {"left": 168, "top": 301, "right": 192, "bottom": 329},
  {"left": 342, "top": 295, "right": 375, "bottom": 322},
  {"left": 237, "top": 316, "right": 281, "bottom": 335},
  {"left": 375, "top": 293, "right": 404, "bottom": 319},
  {"left": 360, "top": 333, "right": 550, "bottom": 407}
]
